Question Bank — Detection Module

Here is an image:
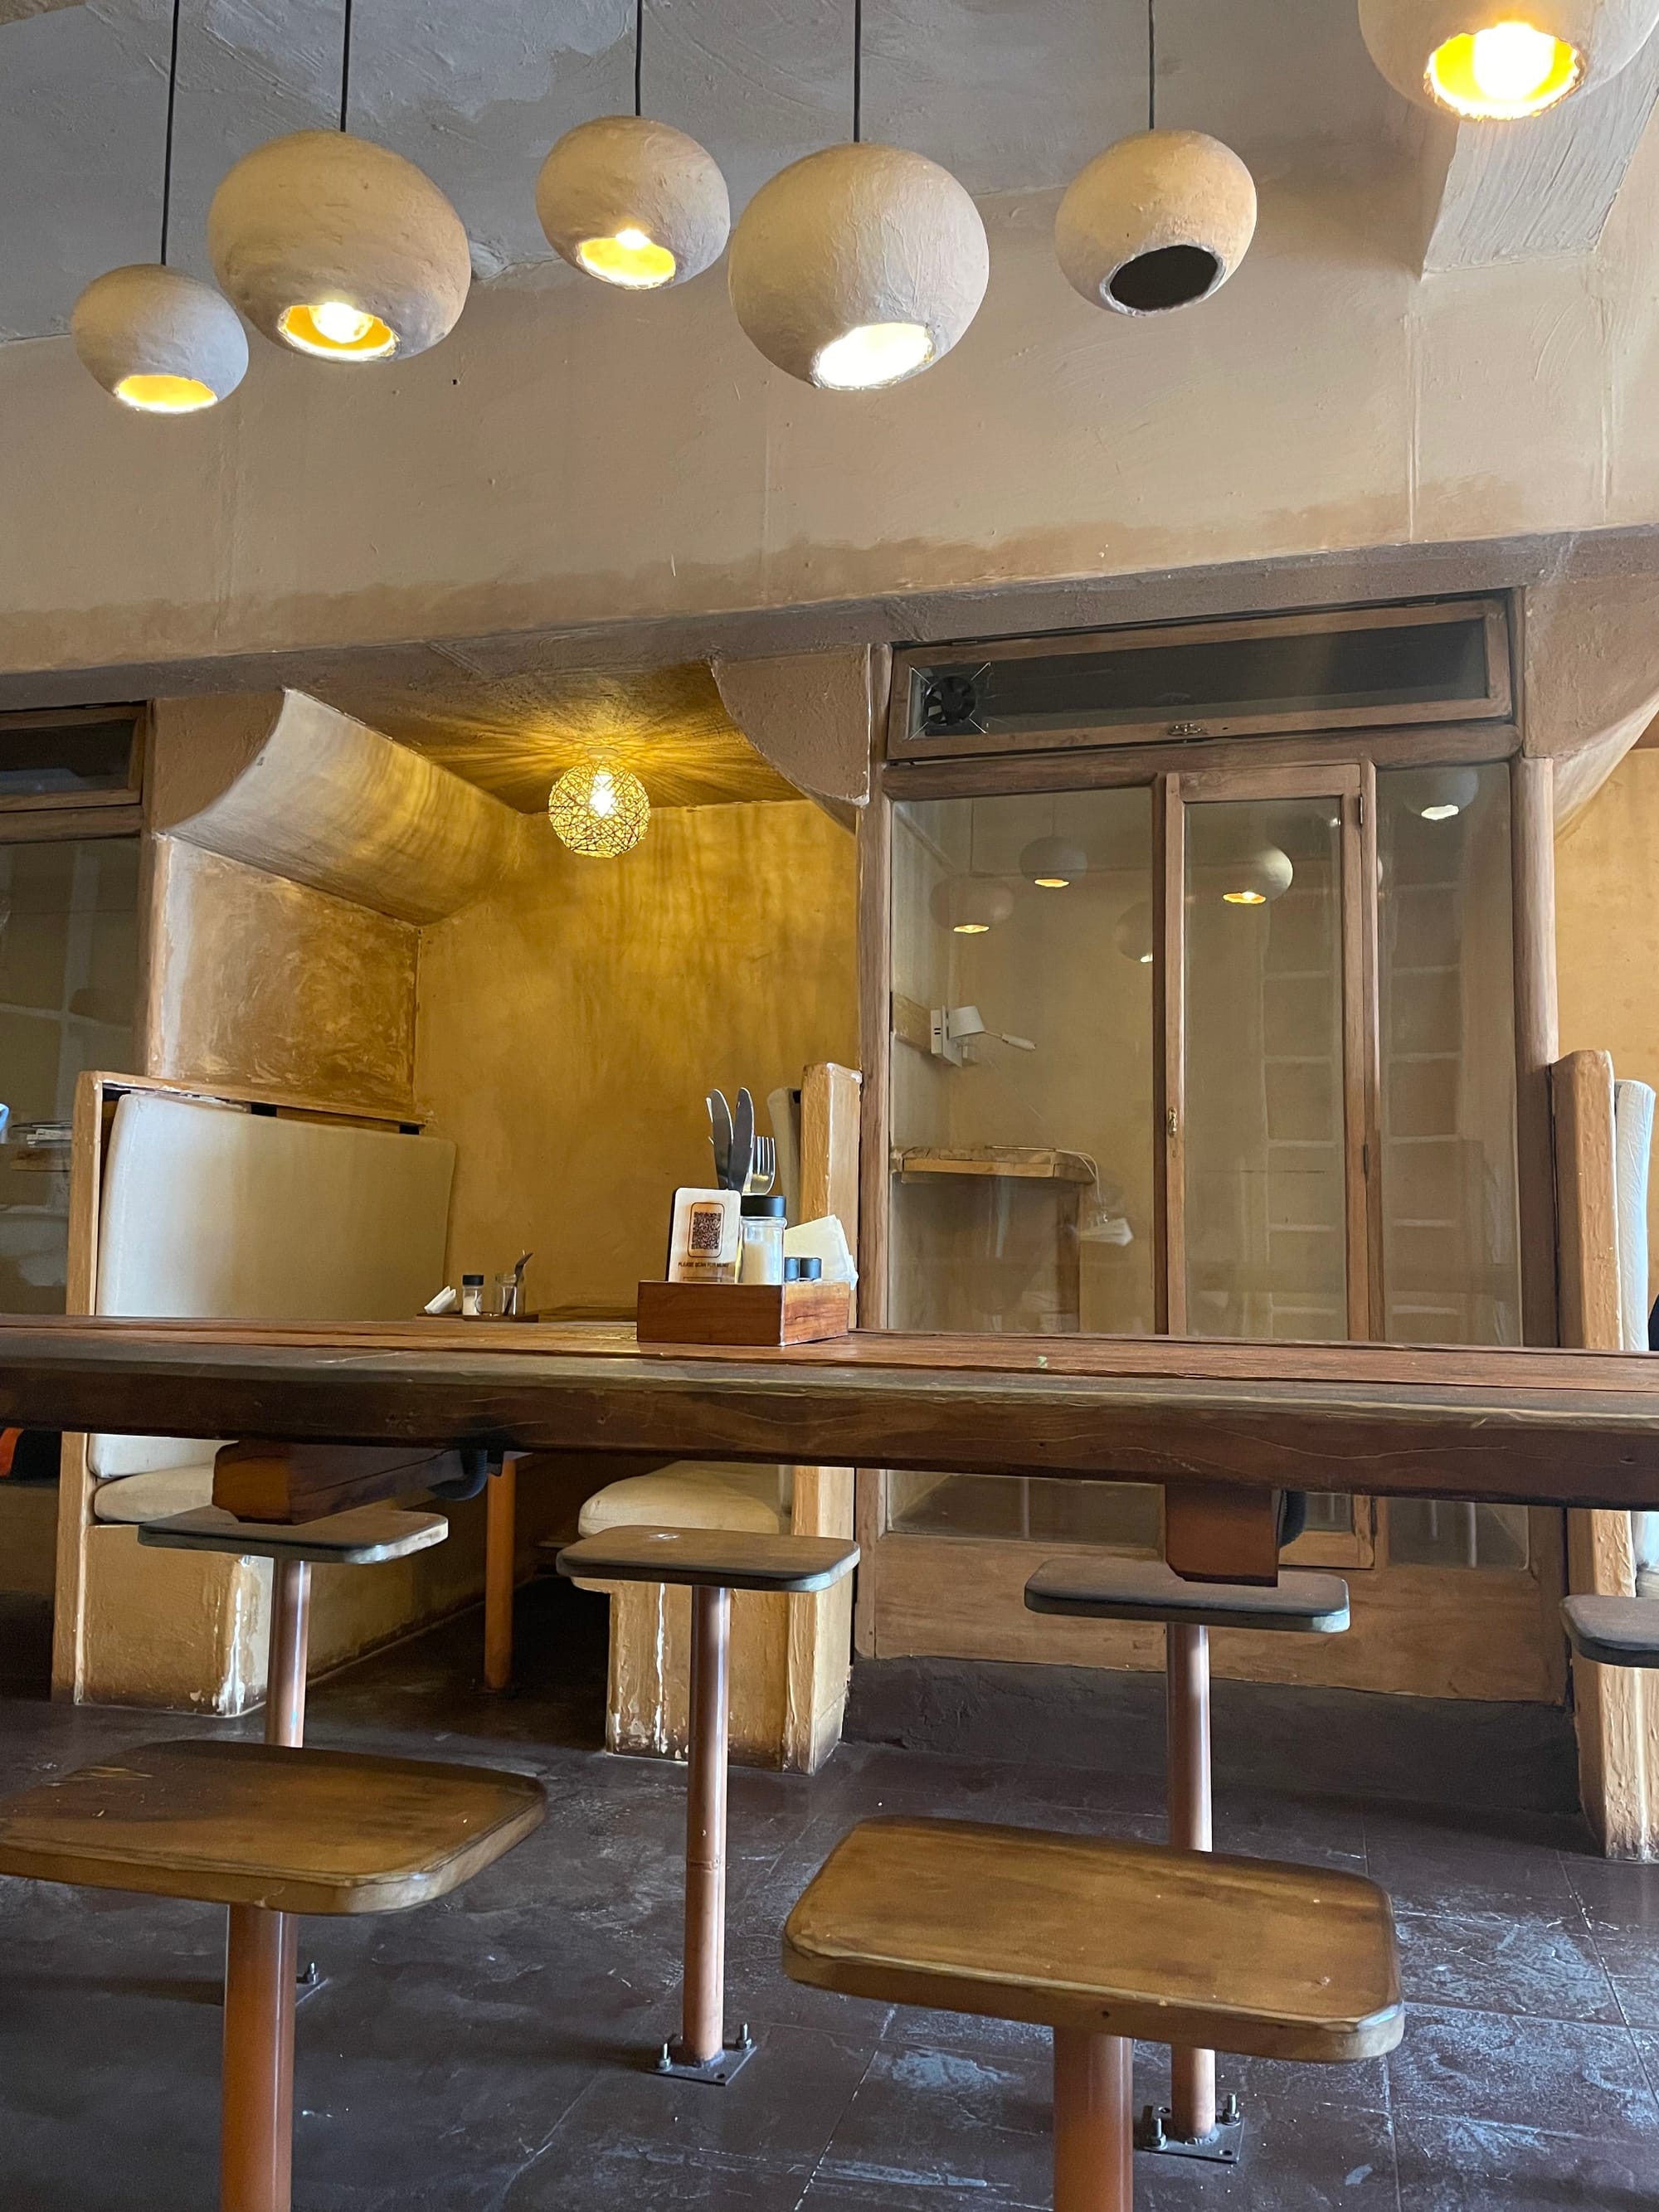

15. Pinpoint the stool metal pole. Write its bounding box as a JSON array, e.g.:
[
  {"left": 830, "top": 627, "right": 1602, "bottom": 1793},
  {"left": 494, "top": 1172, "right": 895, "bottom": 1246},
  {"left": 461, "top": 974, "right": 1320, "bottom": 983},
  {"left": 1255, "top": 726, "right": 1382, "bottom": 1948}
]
[
  {"left": 1054, "top": 2030, "right": 1132, "bottom": 2212},
  {"left": 221, "top": 1555, "right": 312, "bottom": 2210},
  {"left": 677, "top": 1582, "right": 731, "bottom": 2069},
  {"left": 1166, "top": 1622, "right": 1217, "bottom": 2142}
]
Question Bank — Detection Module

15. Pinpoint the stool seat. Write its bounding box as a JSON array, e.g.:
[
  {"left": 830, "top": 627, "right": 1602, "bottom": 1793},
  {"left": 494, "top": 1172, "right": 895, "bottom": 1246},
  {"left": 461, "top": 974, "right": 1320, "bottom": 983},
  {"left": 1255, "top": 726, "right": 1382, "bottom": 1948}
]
[
  {"left": 555, "top": 1524, "right": 859, "bottom": 1594},
  {"left": 140, "top": 1502, "right": 449, "bottom": 1565},
  {"left": 1562, "top": 1594, "right": 1659, "bottom": 1668},
  {"left": 784, "top": 1816, "right": 1402, "bottom": 2064},
  {"left": 1025, "top": 1554, "right": 1350, "bottom": 1634},
  {"left": 0, "top": 1739, "right": 544, "bottom": 1915}
]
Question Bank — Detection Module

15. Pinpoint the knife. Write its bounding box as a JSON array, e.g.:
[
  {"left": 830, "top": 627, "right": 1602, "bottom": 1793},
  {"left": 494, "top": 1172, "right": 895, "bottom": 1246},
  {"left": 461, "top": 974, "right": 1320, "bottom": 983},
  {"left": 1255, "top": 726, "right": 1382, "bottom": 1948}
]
[
  {"left": 707, "top": 1091, "right": 733, "bottom": 1189},
  {"left": 730, "top": 1087, "right": 755, "bottom": 1198}
]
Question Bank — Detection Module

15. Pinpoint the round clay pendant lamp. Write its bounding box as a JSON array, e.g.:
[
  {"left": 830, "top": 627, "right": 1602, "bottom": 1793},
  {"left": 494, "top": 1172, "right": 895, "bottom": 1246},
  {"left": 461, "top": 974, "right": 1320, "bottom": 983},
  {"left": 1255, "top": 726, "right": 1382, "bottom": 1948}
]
[
  {"left": 1056, "top": 129, "right": 1257, "bottom": 316},
  {"left": 1357, "top": 0, "right": 1659, "bottom": 117},
  {"left": 538, "top": 117, "right": 729, "bottom": 290},
  {"left": 1395, "top": 765, "right": 1481, "bottom": 819},
  {"left": 73, "top": 265, "right": 248, "bottom": 413},
  {"left": 730, "top": 142, "right": 988, "bottom": 388},
  {"left": 71, "top": 0, "right": 247, "bottom": 415},
  {"left": 930, "top": 878, "right": 1014, "bottom": 935},
  {"left": 1219, "top": 845, "right": 1294, "bottom": 907},
  {"left": 1020, "top": 834, "right": 1089, "bottom": 888},
  {"left": 209, "top": 131, "right": 471, "bottom": 362}
]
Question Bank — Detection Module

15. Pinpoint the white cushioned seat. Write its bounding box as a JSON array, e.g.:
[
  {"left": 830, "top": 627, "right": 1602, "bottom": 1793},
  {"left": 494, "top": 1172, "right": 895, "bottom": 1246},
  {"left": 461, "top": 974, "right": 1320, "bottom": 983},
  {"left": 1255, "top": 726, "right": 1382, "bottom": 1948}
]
[
  {"left": 91, "top": 1466, "right": 217, "bottom": 1526},
  {"left": 577, "top": 1464, "right": 791, "bottom": 1540}
]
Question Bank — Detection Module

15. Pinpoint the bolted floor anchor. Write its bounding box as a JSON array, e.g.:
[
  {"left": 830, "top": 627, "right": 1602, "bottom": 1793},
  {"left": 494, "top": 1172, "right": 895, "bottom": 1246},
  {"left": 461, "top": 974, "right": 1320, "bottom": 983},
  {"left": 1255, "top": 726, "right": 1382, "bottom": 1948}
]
[
  {"left": 654, "top": 2022, "right": 757, "bottom": 2086},
  {"left": 1136, "top": 2093, "right": 1245, "bottom": 2164},
  {"left": 295, "top": 1960, "right": 326, "bottom": 2005}
]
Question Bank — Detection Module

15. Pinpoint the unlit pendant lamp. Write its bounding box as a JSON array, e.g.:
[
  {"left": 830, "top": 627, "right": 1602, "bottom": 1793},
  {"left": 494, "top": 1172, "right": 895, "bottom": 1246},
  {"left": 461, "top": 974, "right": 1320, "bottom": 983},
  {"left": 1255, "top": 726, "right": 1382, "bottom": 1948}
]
[
  {"left": 208, "top": 0, "right": 469, "bottom": 362},
  {"left": 727, "top": 0, "right": 989, "bottom": 388},
  {"left": 71, "top": 0, "right": 247, "bottom": 412},
  {"left": 537, "top": 2, "right": 728, "bottom": 289},
  {"left": 1056, "top": 0, "right": 1255, "bottom": 316},
  {"left": 1357, "top": 0, "right": 1659, "bottom": 117}
]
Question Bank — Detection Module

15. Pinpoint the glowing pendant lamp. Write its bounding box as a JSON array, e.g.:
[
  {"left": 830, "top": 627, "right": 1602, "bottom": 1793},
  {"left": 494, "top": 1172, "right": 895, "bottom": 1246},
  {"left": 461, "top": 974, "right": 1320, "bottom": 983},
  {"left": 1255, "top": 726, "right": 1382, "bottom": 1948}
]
[
  {"left": 71, "top": 0, "right": 248, "bottom": 414},
  {"left": 1357, "top": 0, "right": 1659, "bottom": 117},
  {"left": 930, "top": 878, "right": 1014, "bottom": 935},
  {"left": 1395, "top": 765, "right": 1481, "bottom": 819},
  {"left": 1057, "top": 0, "right": 1256, "bottom": 315},
  {"left": 727, "top": 2, "right": 988, "bottom": 388},
  {"left": 536, "top": 4, "right": 728, "bottom": 292},
  {"left": 1219, "top": 845, "right": 1293, "bottom": 906},
  {"left": 1020, "top": 834, "right": 1089, "bottom": 888},
  {"left": 548, "top": 762, "right": 650, "bottom": 857},
  {"left": 208, "top": 2, "right": 470, "bottom": 363}
]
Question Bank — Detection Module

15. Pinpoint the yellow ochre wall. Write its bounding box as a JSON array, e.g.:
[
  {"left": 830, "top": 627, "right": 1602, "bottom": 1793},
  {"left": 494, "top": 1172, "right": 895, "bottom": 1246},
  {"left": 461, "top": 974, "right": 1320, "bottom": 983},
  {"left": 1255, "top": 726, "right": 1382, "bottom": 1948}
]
[
  {"left": 416, "top": 800, "right": 859, "bottom": 1311},
  {"left": 1557, "top": 746, "right": 1659, "bottom": 1308}
]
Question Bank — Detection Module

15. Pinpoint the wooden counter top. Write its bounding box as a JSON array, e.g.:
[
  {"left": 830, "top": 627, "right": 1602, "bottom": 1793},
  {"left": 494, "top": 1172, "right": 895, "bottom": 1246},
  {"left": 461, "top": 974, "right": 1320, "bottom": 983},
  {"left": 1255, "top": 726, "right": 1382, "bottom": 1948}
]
[{"left": 1, "top": 1316, "right": 1657, "bottom": 1510}]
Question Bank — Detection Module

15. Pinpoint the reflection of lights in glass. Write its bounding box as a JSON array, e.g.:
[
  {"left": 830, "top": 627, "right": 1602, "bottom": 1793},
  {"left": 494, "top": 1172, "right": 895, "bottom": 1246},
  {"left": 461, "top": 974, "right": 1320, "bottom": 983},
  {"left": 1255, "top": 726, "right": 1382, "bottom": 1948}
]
[
  {"left": 1394, "top": 766, "right": 1481, "bottom": 822},
  {"left": 1219, "top": 845, "right": 1292, "bottom": 906},
  {"left": 547, "top": 762, "right": 650, "bottom": 857},
  {"left": 1020, "top": 834, "right": 1089, "bottom": 889},
  {"left": 930, "top": 878, "right": 1014, "bottom": 936},
  {"left": 1113, "top": 902, "right": 1154, "bottom": 964}
]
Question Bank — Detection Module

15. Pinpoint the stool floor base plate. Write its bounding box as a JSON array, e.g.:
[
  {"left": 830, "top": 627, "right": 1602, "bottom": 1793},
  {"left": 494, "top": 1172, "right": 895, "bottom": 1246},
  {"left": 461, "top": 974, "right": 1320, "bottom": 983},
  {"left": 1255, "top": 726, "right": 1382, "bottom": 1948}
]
[
  {"left": 655, "top": 2034, "right": 757, "bottom": 2086},
  {"left": 1136, "top": 2105, "right": 1246, "bottom": 2164}
]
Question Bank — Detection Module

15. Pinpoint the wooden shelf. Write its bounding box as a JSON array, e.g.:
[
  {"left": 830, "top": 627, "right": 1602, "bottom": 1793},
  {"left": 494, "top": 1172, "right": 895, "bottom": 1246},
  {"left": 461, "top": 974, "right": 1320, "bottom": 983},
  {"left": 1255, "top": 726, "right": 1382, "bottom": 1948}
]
[{"left": 892, "top": 1145, "right": 1095, "bottom": 1184}]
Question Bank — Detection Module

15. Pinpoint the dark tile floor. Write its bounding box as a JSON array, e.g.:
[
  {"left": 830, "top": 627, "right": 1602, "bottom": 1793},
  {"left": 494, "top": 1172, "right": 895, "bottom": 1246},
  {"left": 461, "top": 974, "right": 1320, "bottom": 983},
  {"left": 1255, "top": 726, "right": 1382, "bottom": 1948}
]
[{"left": 2, "top": 1581, "right": 1658, "bottom": 2209}]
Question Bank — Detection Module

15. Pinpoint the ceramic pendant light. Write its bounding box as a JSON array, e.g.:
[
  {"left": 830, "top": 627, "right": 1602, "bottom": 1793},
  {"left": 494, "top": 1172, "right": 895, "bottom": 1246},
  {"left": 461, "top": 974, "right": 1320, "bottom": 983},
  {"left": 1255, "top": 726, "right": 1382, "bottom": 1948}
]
[
  {"left": 1357, "top": 0, "right": 1659, "bottom": 117},
  {"left": 73, "top": 265, "right": 248, "bottom": 413},
  {"left": 209, "top": 0, "right": 469, "bottom": 364},
  {"left": 537, "top": 8, "right": 727, "bottom": 292},
  {"left": 210, "top": 131, "right": 470, "bottom": 362},
  {"left": 1020, "top": 834, "right": 1089, "bottom": 888},
  {"left": 728, "top": 2, "right": 987, "bottom": 389},
  {"left": 730, "top": 142, "right": 988, "bottom": 388},
  {"left": 931, "top": 878, "right": 1014, "bottom": 935},
  {"left": 1396, "top": 765, "right": 1481, "bottom": 819},
  {"left": 71, "top": 0, "right": 248, "bottom": 413},
  {"left": 1219, "top": 846, "right": 1293, "bottom": 906},
  {"left": 1057, "top": 0, "right": 1255, "bottom": 316},
  {"left": 1056, "top": 130, "right": 1257, "bottom": 315},
  {"left": 538, "top": 117, "right": 729, "bottom": 290},
  {"left": 548, "top": 762, "right": 650, "bottom": 857}
]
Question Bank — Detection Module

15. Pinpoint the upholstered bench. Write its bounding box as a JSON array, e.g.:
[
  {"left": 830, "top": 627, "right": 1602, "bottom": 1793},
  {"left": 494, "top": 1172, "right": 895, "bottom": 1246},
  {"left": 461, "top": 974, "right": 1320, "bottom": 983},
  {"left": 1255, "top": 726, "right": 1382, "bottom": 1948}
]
[
  {"left": 556, "top": 1524, "right": 858, "bottom": 2082},
  {"left": 784, "top": 1816, "right": 1401, "bottom": 2212},
  {"left": 1024, "top": 1553, "right": 1350, "bottom": 2158}
]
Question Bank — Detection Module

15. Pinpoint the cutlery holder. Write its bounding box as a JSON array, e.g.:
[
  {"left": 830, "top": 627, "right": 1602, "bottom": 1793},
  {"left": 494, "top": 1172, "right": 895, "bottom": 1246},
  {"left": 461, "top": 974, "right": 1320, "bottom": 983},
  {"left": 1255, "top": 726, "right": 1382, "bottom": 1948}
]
[{"left": 636, "top": 1278, "right": 851, "bottom": 1347}]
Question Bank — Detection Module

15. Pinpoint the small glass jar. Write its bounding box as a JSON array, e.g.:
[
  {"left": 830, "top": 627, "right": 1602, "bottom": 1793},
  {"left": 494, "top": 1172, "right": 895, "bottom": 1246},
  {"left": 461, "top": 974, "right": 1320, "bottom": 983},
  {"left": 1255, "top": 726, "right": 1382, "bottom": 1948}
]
[
  {"left": 738, "top": 1194, "right": 786, "bottom": 1285},
  {"left": 494, "top": 1273, "right": 520, "bottom": 1318},
  {"left": 460, "top": 1273, "right": 485, "bottom": 1318}
]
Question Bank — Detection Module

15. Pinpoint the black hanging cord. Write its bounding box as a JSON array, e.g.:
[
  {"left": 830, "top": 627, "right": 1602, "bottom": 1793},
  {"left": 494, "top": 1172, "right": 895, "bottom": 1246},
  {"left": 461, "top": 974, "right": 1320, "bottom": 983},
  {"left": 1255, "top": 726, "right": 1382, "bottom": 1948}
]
[
  {"left": 852, "top": 0, "right": 863, "bottom": 142},
  {"left": 1146, "top": 0, "right": 1155, "bottom": 132},
  {"left": 339, "top": 0, "right": 354, "bottom": 132},
  {"left": 634, "top": 0, "right": 644, "bottom": 118},
  {"left": 158, "top": 0, "right": 182, "bottom": 265}
]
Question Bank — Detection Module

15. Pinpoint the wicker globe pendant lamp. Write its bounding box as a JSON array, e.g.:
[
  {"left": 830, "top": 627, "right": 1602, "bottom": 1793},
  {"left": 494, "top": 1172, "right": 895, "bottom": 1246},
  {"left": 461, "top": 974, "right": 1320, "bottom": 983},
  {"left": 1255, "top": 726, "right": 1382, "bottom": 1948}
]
[
  {"left": 71, "top": 0, "right": 249, "bottom": 413},
  {"left": 536, "top": 0, "right": 729, "bottom": 292},
  {"left": 1055, "top": 0, "right": 1257, "bottom": 317},
  {"left": 207, "top": 0, "right": 471, "bottom": 363},
  {"left": 727, "top": 0, "right": 990, "bottom": 389},
  {"left": 1357, "top": 0, "right": 1659, "bottom": 118}
]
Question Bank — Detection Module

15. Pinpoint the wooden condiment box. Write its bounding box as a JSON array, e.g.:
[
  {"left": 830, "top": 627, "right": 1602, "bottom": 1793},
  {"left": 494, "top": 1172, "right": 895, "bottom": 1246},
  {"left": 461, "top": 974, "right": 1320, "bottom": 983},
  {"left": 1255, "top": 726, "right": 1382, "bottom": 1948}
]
[{"left": 636, "top": 1278, "right": 851, "bottom": 1348}]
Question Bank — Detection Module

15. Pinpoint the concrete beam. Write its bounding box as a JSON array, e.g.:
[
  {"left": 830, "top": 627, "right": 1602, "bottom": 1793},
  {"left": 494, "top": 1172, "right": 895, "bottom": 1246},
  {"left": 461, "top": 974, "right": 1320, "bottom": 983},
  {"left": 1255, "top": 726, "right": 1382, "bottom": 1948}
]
[{"left": 1422, "top": 36, "right": 1659, "bottom": 274}]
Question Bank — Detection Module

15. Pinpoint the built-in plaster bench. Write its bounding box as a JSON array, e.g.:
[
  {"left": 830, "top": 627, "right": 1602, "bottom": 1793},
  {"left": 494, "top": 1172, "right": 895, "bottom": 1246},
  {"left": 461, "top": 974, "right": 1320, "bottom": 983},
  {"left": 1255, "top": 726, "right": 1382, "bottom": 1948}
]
[{"left": 60, "top": 1075, "right": 459, "bottom": 1712}]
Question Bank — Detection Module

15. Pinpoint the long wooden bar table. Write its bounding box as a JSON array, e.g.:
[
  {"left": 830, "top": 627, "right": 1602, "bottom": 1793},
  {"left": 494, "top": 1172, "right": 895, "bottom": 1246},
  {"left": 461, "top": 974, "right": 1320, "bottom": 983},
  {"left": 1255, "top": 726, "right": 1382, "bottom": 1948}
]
[{"left": 2, "top": 1317, "right": 1659, "bottom": 1514}]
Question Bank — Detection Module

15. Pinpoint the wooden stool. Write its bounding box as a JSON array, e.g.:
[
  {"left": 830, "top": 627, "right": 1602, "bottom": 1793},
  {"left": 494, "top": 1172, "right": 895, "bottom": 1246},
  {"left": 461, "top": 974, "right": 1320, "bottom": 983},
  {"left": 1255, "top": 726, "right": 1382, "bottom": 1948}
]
[
  {"left": 555, "top": 1523, "right": 859, "bottom": 2083},
  {"left": 784, "top": 1816, "right": 1401, "bottom": 2212},
  {"left": 142, "top": 1502, "right": 450, "bottom": 1749},
  {"left": 1562, "top": 1594, "right": 1659, "bottom": 1666},
  {"left": 0, "top": 1737, "right": 544, "bottom": 2212},
  {"left": 1024, "top": 1554, "right": 1350, "bottom": 2161}
]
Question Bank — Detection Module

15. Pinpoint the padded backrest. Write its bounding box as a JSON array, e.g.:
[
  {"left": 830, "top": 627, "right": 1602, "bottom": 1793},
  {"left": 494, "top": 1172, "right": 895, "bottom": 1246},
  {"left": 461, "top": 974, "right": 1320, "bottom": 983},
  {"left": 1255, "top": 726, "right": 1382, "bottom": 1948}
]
[{"left": 90, "top": 1093, "right": 454, "bottom": 1478}]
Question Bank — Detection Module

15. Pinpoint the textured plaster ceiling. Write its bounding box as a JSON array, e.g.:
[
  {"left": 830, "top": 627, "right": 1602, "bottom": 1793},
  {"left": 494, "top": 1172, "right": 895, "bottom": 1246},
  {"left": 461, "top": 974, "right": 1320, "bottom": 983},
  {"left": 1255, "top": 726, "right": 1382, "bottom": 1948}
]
[
  {"left": 315, "top": 657, "right": 797, "bottom": 810},
  {"left": 0, "top": 0, "right": 1397, "bottom": 341}
]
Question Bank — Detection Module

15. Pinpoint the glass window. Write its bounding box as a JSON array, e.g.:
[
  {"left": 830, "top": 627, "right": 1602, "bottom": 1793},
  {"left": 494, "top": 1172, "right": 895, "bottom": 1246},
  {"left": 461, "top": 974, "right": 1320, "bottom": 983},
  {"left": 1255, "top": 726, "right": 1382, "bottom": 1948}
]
[
  {"left": 0, "top": 714, "right": 137, "bottom": 800},
  {"left": 1184, "top": 796, "right": 1349, "bottom": 1342},
  {"left": 887, "top": 786, "right": 1158, "bottom": 1547},
  {"left": 0, "top": 838, "right": 139, "bottom": 1313}
]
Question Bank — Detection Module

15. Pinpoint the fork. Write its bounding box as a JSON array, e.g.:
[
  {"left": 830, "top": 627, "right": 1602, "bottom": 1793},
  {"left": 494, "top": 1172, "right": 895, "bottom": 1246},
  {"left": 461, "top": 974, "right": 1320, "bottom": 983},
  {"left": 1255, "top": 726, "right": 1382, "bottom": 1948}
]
[{"left": 746, "top": 1135, "right": 776, "bottom": 1195}]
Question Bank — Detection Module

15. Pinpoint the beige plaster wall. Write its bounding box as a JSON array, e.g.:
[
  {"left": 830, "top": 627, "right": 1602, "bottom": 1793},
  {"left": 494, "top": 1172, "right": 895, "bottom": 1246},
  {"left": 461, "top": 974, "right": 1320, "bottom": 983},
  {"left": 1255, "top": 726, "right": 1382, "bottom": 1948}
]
[
  {"left": 416, "top": 801, "right": 858, "bottom": 1311},
  {"left": 12, "top": 152, "right": 1659, "bottom": 687},
  {"left": 1557, "top": 748, "right": 1659, "bottom": 1305}
]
